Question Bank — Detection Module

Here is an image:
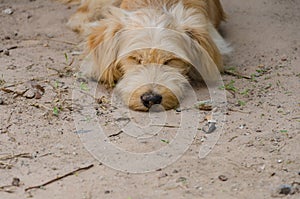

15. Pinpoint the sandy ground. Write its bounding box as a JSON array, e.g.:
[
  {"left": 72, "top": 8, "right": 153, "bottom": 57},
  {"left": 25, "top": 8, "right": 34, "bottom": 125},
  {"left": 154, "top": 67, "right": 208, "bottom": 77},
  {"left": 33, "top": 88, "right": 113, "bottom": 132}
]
[{"left": 0, "top": 0, "right": 299, "bottom": 198}]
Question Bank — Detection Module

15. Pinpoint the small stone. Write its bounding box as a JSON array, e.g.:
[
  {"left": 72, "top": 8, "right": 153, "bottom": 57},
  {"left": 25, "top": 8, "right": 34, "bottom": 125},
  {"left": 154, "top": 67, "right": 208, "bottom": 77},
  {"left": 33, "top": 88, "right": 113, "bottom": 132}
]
[
  {"left": 12, "top": 177, "right": 20, "bottom": 186},
  {"left": 281, "top": 55, "right": 288, "bottom": 61},
  {"left": 277, "top": 184, "right": 292, "bottom": 195},
  {"left": 0, "top": 98, "right": 4, "bottom": 105},
  {"left": 4, "top": 36, "right": 11, "bottom": 40},
  {"left": 3, "top": 8, "right": 14, "bottom": 15},
  {"left": 277, "top": 159, "right": 283, "bottom": 163},
  {"left": 104, "top": 190, "right": 110, "bottom": 194},
  {"left": 176, "top": 177, "right": 187, "bottom": 183},
  {"left": 24, "top": 89, "right": 35, "bottom": 99},
  {"left": 158, "top": 173, "right": 168, "bottom": 179},
  {"left": 218, "top": 175, "right": 228, "bottom": 181},
  {"left": 3, "top": 49, "right": 10, "bottom": 56},
  {"left": 202, "top": 121, "right": 217, "bottom": 134},
  {"left": 175, "top": 108, "right": 181, "bottom": 112},
  {"left": 46, "top": 34, "right": 54, "bottom": 38}
]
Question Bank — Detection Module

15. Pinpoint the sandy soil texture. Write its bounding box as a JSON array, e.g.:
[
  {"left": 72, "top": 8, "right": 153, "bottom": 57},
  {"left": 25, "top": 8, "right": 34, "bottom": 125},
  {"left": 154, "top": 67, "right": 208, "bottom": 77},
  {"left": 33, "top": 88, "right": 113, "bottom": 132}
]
[{"left": 0, "top": 0, "right": 299, "bottom": 198}]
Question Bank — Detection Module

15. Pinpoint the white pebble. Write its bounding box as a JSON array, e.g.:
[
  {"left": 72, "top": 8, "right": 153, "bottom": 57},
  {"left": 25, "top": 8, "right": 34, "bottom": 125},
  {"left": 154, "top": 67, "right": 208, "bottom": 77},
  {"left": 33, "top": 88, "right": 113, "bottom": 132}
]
[{"left": 3, "top": 8, "right": 14, "bottom": 15}]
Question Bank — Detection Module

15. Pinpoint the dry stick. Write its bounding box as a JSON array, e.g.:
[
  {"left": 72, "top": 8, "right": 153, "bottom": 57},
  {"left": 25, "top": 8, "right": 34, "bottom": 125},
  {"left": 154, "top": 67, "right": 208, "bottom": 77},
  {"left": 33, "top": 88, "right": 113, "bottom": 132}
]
[
  {"left": 0, "top": 87, "right": 29, "bottom": 98},
  {"left": 0, "top": 185, "right": 15, "bottom": 193},
  {"left": 108, "top": 131, "right": 123, "bottom": 138},
  {"left": 0, "top": 46, "right": 18, "bottom": 53},
  {"left": 228, "top": 107, "right": 251, "bottom": 114},
  {"left": 47, "top": 38, "right": 78, "bottom": 46},
  {"left": 24, "top": 164, "right": 94, "bottom": 192},
  {"left": 0, "top": 162, "right": 13, "bottom": 169},
  {"left": 0, "top": 153, "right": 32, "bottom": 161},
  {"left": 224, "top": 70, "right": 251, "bottom": 80},
  {"left": 150, "top": 124, "right": 180, "bottom": 128}
]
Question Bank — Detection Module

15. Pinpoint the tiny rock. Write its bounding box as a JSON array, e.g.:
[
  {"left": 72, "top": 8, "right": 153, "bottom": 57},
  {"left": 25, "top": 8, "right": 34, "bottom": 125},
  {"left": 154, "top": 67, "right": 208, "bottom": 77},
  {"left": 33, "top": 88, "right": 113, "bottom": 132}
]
[
  {"left": 12, "top": 177, "right": 20, "bottom": 186},
  {"left": 277, "top": 184, "right": 292, "bottom": 195},
  {"left": 3, "top": 8, "right": 14, "bottom": 15},
  {"left": 176, "top": 177, "right": 187, "bottom": 183},
  {"left": 158, "top": 173, "right": 168, "bottom": 179},
  {"left": 218, "top": 175, "right": 228, "bottom": 181},
  {"left": 3, "top": 49, "right": 10, "bottom": 56},
  {"left": 281, "top": 55, "right": 288, "bottom": 61},
  {"left": 24, "top": 89, "right": 35, "bottom": 99}
]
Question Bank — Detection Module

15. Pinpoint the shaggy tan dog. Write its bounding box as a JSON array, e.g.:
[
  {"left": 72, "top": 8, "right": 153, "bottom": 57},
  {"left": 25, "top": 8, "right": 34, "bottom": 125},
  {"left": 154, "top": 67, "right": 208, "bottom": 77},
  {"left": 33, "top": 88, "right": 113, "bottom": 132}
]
[{"left": 61, "top": 0, "right": 231, "bottom": 111}]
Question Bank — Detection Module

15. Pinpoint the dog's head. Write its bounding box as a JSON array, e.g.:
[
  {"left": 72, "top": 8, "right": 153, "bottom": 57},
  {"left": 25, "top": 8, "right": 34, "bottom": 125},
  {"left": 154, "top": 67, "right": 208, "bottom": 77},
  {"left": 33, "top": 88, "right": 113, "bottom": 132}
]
[{"left": 83, "top": 3, "right": 222, "bottom": 111}]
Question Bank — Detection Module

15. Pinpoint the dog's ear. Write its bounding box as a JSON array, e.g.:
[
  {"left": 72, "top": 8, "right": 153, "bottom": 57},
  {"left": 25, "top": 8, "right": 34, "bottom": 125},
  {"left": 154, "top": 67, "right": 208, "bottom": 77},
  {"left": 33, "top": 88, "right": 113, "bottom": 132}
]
[
  {"left": 185, "top": 28, "right": 223, "bottom": 72},
  {"left": 84, "top": 11, "right": 124, "bottom": 87},
  {"left": 167, "top": 2, "right": 224, "bottom": 79}
]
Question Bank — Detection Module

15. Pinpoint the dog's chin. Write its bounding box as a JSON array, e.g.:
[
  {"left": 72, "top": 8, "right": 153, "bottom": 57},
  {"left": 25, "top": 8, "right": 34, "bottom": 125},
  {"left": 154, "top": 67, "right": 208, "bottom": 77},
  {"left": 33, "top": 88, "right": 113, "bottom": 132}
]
[{"left": 115, "top": 64, "right": 188, "bottom": 112}]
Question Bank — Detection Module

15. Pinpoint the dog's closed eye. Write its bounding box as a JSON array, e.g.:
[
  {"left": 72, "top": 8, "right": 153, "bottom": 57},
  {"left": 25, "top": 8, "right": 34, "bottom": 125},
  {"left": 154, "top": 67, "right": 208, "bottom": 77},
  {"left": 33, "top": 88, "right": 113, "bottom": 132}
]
[
  {"left": 163, "top": 58, "right": 183, "bottom": 66},
  {"left": 128, "top": 56, "right": 142, "bottom": 64}
]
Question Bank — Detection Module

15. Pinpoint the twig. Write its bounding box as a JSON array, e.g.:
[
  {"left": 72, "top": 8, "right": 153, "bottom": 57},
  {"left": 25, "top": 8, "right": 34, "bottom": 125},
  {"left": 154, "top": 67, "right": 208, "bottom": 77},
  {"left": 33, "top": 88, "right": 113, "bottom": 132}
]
[
  {"left": 0, "top": 87, "right": 29, "bottom": 98},
  {"left": 30, "top": 103, "right": 52, "bottom": 111},
  {"left": 228, "top": 107, "right": 251, "bottom": 114},
  {"left": 24, "top": 164, "right": 94, "bottom": 192},
  {"left": 68, "top": 58, "right": 75, "bottom": 66},
  {"left": 150, "top": 124, "right": 180, "bottom": 128},
  {"left": 0, "top": 46, "right": 18, "bottom": 53},
  {"left": 108, "top": 131, "right": 123, "bottom": 138},
  {"left": 47, "top": 38, "right": 78, "bottom": 46},
  {"left": 224, "top": 70, "right": 251, "bottom": 80},
  {"left": 0, "top": 162, "right": 13, "bottom": 169},
  {"left": 0, "top": 185, "right": 15, "bottom": 193},
  {"left": 228, "top": 135, "right": 238, "bottom": 142},
  {"left": 0, "top": 153, "right": 32, "bottom": 161}
]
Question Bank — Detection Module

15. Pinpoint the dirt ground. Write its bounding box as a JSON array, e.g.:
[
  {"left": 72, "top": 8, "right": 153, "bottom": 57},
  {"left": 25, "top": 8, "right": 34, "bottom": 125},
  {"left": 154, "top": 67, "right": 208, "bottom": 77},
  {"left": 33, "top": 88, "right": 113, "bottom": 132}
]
[{"left": 0, "top": 0, "right": 299, "bottom": 198}]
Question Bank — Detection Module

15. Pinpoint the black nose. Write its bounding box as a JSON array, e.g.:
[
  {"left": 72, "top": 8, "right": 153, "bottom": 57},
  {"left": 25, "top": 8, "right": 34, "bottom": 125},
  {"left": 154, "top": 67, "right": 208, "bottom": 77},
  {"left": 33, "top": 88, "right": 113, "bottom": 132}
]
[{"left": 141, "top": 92, "right": 162, "bottom": 108}]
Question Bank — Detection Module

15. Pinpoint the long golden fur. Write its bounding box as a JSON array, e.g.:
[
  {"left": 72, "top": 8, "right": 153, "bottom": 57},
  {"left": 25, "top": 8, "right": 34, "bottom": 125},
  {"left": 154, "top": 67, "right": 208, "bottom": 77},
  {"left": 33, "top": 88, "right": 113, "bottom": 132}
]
[{"left": 60, "top": 0, "right": 231, "bottom": 111}]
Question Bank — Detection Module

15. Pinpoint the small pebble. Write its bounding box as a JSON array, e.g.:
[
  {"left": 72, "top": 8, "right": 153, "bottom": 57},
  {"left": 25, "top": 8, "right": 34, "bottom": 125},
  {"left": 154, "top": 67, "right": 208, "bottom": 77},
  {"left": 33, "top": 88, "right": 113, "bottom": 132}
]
[
  {"left": 277, "top": 184, "right": 292, "bottom": 195},
  {"left": 104, "top": 190, "right": 110, "bottom": 194},
  {"left": 202, "top": 121, "right": 217, "bottom": 134},
  {"left": 0, "top": 98, "right": 4, "bottom": 105},
  {"left": 24, "top": 89, "right": 35, "bottom": 99},
  {"left": 46, "top": 34, "right": 54, "bottom": 38},
  {"left": 176, "top": 177, "right": 187, "bottom": 183},
  {"left": 3, "top": 49, "right": 10, "bottom": 56},
  {"left": 277, "top": 159, "right": 283, "bottom": 163},
  {"left": 281, "top": 55, "right": 288, "bottom": 61},
  {"left": 3, "top": 8, "right": 14, "bottom": 15},
  {"left": 158, "top": 173, "right": 168, "bottom": 179},
  {"left": 218, "top": 175, "right": 228, "bottom": 181},
  {"left": 12, "top": 177, "right": 20, "bottom": 186},
  {"left": 175, "top": 108, "right": 181, "bottom": 113}
]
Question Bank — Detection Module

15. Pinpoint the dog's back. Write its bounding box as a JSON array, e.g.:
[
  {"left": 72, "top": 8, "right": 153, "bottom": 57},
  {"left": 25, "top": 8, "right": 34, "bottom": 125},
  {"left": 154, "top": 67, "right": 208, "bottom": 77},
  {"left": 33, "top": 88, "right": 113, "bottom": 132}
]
[{"left": 62, "top": 0, "right": 225, "bottom": 33}]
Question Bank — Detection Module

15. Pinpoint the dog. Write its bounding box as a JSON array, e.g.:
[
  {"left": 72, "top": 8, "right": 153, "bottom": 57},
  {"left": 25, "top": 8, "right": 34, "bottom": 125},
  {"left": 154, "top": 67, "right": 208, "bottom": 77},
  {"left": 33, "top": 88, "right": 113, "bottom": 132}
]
[{"left": 61, "top": 0, "right": 231, "bottom": 111}]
